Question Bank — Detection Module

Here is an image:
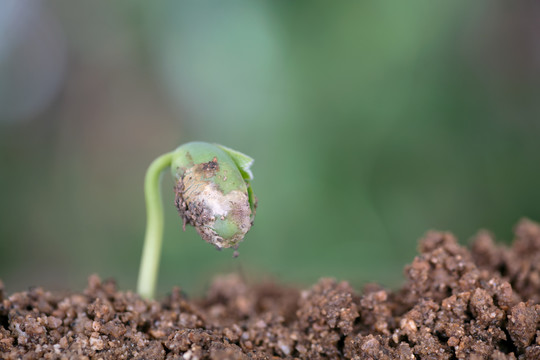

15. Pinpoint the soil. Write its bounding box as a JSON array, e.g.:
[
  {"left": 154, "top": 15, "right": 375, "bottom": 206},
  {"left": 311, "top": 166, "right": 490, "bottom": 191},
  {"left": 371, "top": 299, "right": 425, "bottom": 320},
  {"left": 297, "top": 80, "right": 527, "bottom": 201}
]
[{"left": 1, "top": 219, "right": 540, "bottom": 359}]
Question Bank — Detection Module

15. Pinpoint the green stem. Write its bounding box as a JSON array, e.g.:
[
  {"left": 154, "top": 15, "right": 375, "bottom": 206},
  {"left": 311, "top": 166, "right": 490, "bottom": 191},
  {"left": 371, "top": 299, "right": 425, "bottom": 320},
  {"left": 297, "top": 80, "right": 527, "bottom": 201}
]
[{"left": 137, "top": 151, "right": 175, "bottom": 299}]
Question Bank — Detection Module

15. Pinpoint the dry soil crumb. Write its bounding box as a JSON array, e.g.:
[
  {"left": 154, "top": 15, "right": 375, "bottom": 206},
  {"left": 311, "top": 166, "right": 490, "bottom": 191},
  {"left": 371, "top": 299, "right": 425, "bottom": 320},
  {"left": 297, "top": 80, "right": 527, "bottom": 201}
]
[{"left": 1, "top": 219, "right": 540, "bottom": 359}]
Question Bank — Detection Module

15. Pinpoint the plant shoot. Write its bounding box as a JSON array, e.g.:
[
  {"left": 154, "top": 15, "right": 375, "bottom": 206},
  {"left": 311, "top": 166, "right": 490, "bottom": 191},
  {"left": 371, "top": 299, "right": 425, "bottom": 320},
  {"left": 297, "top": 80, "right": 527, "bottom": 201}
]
[{"left": 137, "top": 142, "right": 256, "bottom": 299}]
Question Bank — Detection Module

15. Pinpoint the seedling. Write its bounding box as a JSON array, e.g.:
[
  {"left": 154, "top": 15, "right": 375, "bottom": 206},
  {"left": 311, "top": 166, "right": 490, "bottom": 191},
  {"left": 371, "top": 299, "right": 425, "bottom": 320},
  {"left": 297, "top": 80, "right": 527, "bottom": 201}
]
[{"left": 137, "top": 142, "right": 257, "bottom": 299}]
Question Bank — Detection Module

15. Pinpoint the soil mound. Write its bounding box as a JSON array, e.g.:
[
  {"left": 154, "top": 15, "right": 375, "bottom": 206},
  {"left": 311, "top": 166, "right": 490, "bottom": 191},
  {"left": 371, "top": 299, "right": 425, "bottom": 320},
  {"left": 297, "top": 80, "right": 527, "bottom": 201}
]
[{"left": 1, "top": 219, "right": 539, "bottom": 359}]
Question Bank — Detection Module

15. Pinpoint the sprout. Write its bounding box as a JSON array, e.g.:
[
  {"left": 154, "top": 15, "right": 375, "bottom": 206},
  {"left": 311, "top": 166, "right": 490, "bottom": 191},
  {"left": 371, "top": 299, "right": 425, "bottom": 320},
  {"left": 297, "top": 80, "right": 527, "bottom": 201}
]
[{"left": 137, "top": 142, "right": 256, "bottom": 300}]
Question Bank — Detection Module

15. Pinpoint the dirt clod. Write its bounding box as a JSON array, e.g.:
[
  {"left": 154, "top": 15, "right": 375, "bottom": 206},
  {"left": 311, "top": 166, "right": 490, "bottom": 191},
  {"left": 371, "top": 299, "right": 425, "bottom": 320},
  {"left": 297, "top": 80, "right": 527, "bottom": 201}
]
[{"left": 2, "top": 219, "right": 540, "bottom": 359}]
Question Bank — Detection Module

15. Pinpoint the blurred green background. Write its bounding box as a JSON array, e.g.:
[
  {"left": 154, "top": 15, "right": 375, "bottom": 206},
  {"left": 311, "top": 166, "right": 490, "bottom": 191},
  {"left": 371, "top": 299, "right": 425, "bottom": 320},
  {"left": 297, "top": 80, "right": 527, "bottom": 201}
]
[{"left": 1, "top": 1, "right": 539, "bottom": 296}]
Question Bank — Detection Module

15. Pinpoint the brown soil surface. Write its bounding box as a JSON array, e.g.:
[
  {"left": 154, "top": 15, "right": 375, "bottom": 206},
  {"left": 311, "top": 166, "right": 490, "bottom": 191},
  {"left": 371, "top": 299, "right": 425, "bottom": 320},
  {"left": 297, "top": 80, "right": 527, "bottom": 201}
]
[{"left": 1, "top": 219, "right": 540, "bottom": 359}]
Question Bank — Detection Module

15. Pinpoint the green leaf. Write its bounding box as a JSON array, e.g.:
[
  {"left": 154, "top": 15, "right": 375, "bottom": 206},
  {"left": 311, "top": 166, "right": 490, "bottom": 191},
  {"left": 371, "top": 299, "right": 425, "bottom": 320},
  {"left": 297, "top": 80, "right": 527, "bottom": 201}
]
[{"left": 216, "top": 144, "right": 254, "bottom": 181}]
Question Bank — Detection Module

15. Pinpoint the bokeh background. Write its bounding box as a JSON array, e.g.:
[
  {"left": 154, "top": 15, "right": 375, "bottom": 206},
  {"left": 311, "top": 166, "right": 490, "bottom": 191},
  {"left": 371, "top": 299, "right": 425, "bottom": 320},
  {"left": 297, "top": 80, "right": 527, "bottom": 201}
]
[{"left": 1, "top": 1, "right": 539, "bottom": 296}]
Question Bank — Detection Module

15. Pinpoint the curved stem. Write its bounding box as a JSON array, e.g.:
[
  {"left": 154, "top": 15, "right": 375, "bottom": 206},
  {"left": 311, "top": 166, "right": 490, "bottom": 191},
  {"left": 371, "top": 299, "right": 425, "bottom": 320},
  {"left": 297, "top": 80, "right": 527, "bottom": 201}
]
[{"left": 137, "top": 151, "right": 175, "bottom": 299}]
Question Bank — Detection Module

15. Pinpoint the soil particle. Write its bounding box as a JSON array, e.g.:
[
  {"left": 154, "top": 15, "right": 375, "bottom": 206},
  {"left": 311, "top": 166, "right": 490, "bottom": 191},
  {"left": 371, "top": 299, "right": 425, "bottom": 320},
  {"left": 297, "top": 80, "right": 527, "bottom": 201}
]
[
  {"left": 507, "top": 302, "right": 540, "bottom": 350},
  {"left": 471, "top": 219, "right": 540, "bottom": 304},
  {"left": 295, "top": 278, "right": 359, "bottom": 359},
  {"left": 200, "top": 157, "right": 220, "bottom": 177},
  {"left": 2, "top": 219, "right": 540, "bottom": 359}
]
